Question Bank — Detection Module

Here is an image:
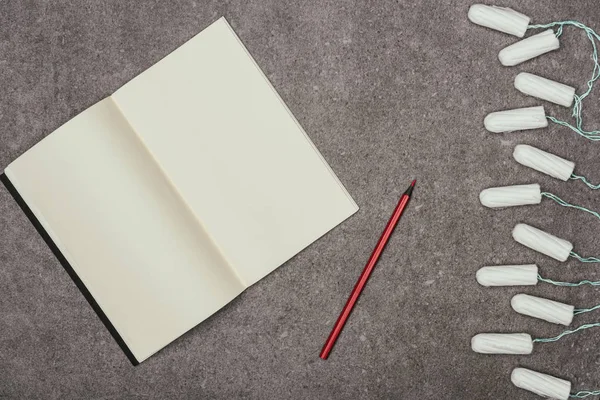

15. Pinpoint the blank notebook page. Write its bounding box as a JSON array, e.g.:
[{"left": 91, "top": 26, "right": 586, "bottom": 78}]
[
  {"left": 5, "top": 98, "right": 245, "bottom": 363},
  {"left": 113, "top": 18, "right": 358, "bottom": 286}
]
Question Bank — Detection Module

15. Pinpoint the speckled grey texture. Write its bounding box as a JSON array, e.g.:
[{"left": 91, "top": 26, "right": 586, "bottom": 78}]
[{"left": 2, "top": 1, "right": 600, "bottom": 398}]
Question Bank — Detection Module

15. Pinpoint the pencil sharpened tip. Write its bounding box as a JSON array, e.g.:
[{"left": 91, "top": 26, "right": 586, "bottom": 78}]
[{"left": 403, "top": 180, "right": 416, "bottom": 196}]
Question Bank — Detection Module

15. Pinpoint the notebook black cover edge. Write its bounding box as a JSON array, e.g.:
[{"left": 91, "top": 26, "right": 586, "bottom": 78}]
[{"left": 1, "top": 172, "right": 139, "bottom": 366}]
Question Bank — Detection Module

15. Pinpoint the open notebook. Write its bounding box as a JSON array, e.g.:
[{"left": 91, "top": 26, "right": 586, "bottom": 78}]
[{"left": 2, "top": 17, "right": 358, "bottom": 364}]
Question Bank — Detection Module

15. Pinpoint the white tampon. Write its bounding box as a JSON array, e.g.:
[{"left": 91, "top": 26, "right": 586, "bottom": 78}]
[
  {"left": 471, "top": 333, "right": 533, "bottom": 354},
  {"left": 479, "top": 184, "right": 541, "bottom": 208},
  {"left": 467, "top": 4, "right": 530, "bottom": 38},
  {"left": 514, "top": 72, "right": 576, "bottom": 107},
  {"left": 484, "top": 106, "right": 547, "bottom": 133},
  {"left": 499, "top": 29, "right": 560, "bottom": 66},
  {"left": 512, "top": 223, "right": 573, "bottom": 262},
  {"left": 511, "top": 368, "right": 571, "bottom": 400},
  {"left": 511, "top": 294, "right": 574, "bottom": 326},
  {"left": 476, "top": 264, "right": 538, "bottom": 287},
  {"left": 513, "top": 144, "right": 575, "bottom": 181}
]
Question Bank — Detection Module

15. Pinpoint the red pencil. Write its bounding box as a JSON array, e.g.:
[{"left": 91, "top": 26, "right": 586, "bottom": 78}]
[{"left": 320, "top": 179, "right": 416, "bottom": 360}]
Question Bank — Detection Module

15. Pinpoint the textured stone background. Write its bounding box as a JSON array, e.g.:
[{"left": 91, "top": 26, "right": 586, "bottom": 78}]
[{"left": 2, "top": 1, "right": 600, "bottom": 398}]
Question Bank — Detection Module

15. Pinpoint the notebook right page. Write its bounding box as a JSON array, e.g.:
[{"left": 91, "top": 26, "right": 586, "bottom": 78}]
[{"left": 112, "top": 18, "right": 358, "bottom": 286}]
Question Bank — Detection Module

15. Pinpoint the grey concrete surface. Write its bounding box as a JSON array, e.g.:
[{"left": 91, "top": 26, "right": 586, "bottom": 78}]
[{"left": 2, "top": 1, "right": 600, "bottom": 398}]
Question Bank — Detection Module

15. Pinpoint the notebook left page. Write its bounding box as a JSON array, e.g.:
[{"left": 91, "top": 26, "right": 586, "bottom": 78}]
[{"left": 4, "top": 98, "right": 245, "bottom": 363}]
